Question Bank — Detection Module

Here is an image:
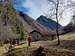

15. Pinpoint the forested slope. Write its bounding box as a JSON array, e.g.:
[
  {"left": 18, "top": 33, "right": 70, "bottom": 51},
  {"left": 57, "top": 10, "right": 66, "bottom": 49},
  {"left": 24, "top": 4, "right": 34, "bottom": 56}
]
[{"left": 0, "top": 0, "right": 27, "bottom": 42}]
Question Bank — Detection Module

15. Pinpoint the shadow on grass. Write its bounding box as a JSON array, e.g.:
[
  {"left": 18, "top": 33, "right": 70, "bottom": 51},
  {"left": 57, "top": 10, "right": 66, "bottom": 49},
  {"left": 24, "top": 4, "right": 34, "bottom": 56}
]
[{"left": 60, "top": 40, "right": 75, "bottom": 50}]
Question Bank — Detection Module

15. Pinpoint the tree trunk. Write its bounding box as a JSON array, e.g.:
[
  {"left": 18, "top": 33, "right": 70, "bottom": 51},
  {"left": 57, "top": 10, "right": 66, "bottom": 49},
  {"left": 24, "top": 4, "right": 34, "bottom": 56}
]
[{"left": 56, "top": 0, "right": 60, "bottom": 45}]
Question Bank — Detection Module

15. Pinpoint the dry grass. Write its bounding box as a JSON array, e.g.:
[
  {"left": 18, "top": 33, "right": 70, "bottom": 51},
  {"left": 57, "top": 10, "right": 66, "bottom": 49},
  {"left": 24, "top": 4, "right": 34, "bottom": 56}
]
[
  {"left": 43, "top": 47, "right": 75, "bottom": 56},
  {"left": 62, "top": 32, "right": 75, "bottom": 40},
  {"left": 0, "top": 44, "right": 9, "bottom": 56},
  {"left": 1, "top": 33, "right": 75, "bottom": 56}
]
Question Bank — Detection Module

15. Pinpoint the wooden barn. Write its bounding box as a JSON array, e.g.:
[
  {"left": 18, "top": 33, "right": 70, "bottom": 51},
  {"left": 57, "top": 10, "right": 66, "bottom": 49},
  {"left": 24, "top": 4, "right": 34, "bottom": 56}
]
[{"left": 16, "top": 12, "right": 57, "bottom": 41}]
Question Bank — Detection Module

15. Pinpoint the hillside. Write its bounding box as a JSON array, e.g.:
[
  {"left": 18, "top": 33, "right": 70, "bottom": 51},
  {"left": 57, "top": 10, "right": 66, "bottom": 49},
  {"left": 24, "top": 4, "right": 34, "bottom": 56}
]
[
  {"left": 37, "top": 15, "right": 62, "bottom": 30},
  {"left": 0, "top": 0, "right": 27, "bottom": 42},
  {"left": 36, "top": 15, "right": 64, "bottom": 34}
]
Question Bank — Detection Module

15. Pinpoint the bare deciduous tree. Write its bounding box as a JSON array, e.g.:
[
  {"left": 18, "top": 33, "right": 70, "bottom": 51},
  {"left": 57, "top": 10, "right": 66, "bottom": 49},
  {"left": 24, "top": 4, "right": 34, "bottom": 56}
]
[
  {"left": 47, "top": 0, "right": 75, "bottom": 45},
  {"left": 47, "top": 0, "right": 60, "bottom": 45}
]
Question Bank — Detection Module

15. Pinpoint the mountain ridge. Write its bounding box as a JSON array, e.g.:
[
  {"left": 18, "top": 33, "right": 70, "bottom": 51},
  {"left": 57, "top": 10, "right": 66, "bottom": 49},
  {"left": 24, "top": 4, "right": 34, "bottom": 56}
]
[{"left": 36, "top": 15, "right": 62, "bottom": 30}]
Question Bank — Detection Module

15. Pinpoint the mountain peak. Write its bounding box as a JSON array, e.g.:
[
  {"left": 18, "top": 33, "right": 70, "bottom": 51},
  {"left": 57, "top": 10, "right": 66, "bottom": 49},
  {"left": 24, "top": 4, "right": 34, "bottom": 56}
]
[{"left": 36, "top": 15, "right": 62, "bottom": 30}]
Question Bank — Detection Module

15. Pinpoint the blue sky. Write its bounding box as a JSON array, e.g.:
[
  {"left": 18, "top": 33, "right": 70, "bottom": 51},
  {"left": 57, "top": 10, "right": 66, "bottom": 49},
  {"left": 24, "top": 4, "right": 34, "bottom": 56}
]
[
  {"left": 14, "top": 0, "right": 30, "bottom": 14},
  {"left": 14, "top": 0, "right": 75, "bottom": 26},
  {"left": 14, "top": 0, "right": 50, "bottom": 19}
]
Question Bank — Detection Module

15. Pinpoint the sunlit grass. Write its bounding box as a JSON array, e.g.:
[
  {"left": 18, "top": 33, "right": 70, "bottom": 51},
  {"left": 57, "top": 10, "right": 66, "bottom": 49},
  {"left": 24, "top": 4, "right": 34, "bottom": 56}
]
[
  {"left": 61, "top": 33, "right": 75, "bottom": 40},
  {"left": 0, "top": 44, "right": 9, "bottom": 55},
  {"left": 14, "top": 42, "right": 40, "bottom": 49}
]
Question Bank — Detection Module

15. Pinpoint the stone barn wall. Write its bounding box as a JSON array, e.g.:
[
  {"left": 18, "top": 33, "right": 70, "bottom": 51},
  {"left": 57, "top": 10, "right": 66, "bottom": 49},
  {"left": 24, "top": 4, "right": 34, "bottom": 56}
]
[
  {"left": 29, "top": 30, "right": 56, "bottom": 41},
  {"left": 29, "top": 31, "right": 42, "bottom": 41}
]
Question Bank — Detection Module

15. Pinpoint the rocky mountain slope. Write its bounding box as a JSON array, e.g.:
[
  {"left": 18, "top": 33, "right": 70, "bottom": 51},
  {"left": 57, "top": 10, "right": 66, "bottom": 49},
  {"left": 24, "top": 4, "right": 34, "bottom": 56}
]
[
  {"left": 37, "top": 15, "right": 62, "bottom": 30},
  {"left": 0, "top": 0, "right": 27, "bottom": 42},
  {"left": 63, "top": 15, "right": 75, "bottom": 33},
  {"left": 36, "top": 15, "right": 65, "bottom": 34}
]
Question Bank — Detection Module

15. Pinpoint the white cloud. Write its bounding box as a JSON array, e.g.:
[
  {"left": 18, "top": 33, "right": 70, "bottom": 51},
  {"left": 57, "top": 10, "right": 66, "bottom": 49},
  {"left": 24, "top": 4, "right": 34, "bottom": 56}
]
[
  {"left": 22, "top": 0, "right": 75, "bottom": 26},
  {"left": 23, "top": 0, "right": 49, "bottom": 19},
  {"left": 59, "top": 8, "right": 74, "bottom": 26},
  {"left": 72, "top": 0, "right": 75, "bottom": 2}
]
